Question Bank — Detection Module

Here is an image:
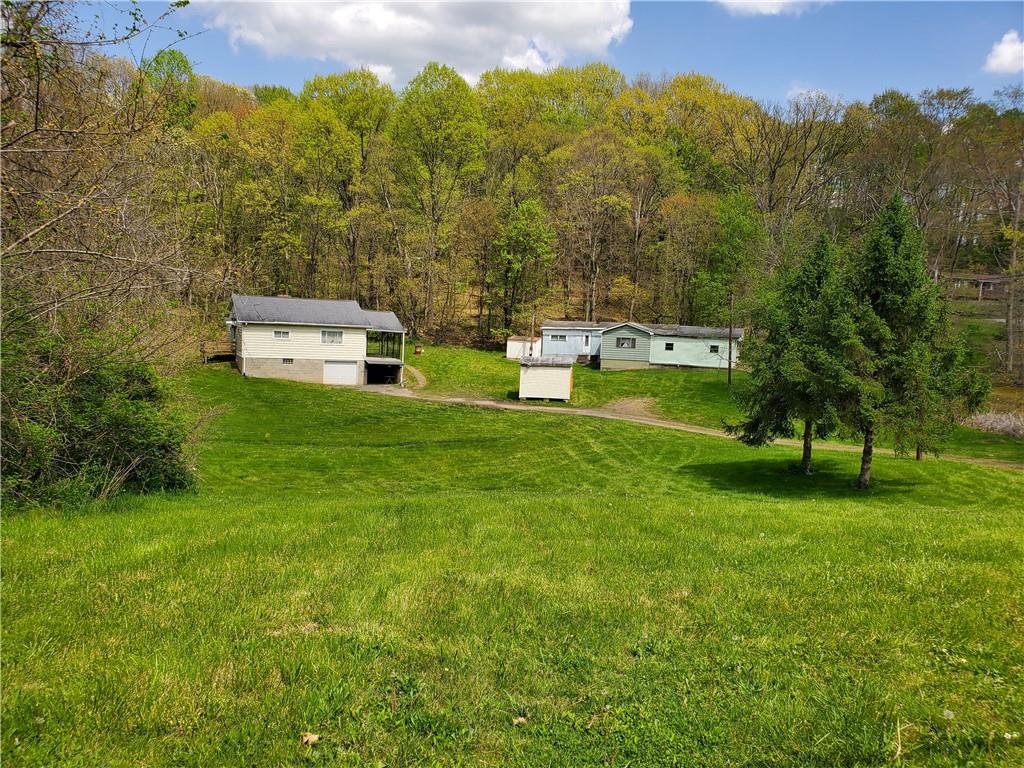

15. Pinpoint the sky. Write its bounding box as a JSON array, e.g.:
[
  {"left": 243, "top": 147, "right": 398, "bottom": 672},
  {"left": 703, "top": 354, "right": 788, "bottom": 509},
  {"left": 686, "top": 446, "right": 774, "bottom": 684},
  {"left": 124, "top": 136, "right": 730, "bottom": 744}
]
[{"left": 106, "top": 1, "right": 1024, "bottom": 102}]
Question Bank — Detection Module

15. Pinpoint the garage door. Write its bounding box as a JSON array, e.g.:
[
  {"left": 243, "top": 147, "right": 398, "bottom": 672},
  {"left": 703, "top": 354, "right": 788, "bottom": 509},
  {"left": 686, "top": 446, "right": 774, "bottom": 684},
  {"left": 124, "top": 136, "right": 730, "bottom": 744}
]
[{"left": 323, "top": 360, "right": 358, "bottom": 385}]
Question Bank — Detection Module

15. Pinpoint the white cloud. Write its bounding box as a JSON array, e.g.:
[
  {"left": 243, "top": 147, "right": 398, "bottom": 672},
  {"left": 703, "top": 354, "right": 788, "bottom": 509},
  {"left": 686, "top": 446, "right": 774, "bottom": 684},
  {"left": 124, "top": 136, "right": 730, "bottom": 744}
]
[
  {"left": 717, "top": 0, "right": 829, "bottom": 16},
  {"left": 786, "top": 81, "right": 822, "bottom": 100},
  {"left": 984, "top": 29, "right": 1024, "bottom": 74},
  {"left": 192, "top": 1, "right": 633, "bottom": 85}
]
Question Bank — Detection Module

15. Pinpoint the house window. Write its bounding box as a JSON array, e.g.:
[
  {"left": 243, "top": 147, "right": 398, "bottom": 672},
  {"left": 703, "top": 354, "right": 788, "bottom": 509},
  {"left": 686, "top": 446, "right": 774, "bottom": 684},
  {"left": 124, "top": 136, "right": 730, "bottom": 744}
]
[
  {"left": 282, "top": 358, "right": 294, "bottom": 365},
  {"left": 274, "top": 330, "right": 290, "bottom": 339},
  {"left": 551, "top": 334, "right": 567, "bottom": 342},
  {"left": 709, "top": 344, "right": 720, "bottom": 354},
  {"left": 616, "top": 337, "right": 636, "bottom": 349},
  {"left": 665, "top": 342, "right": 674, "bottom": 351},
  {"left": 321, "top": 330, "right": 344, "bottom": 344}
]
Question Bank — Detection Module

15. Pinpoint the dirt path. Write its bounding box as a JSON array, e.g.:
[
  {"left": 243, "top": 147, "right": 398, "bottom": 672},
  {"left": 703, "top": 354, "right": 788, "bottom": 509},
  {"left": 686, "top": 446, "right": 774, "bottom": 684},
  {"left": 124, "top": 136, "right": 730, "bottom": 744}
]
[
  {"left": 375, "top": 374, "right": 1024, "bottom": 471},
  {"left": 404, "top": 364, "right": 427, "bottom": 389}
]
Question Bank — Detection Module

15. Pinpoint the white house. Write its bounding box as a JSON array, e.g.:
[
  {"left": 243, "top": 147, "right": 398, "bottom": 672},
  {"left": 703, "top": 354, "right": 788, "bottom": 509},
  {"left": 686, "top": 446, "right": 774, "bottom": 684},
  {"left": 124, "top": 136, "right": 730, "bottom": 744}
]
[
  {"left": 227, "top": 294, "right": 405, "bottom": 386},
  {"left": 600, "top": 322, "right": 743, "bottom": 370},
  {"left": 540, "top": 320, "right": 614, "bottom": 360}
]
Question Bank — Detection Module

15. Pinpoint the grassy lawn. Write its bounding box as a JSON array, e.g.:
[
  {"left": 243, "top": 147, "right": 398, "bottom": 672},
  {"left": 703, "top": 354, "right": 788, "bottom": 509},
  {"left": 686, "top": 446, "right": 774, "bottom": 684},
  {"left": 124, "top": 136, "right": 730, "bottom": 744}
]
[
  {"left": 3, "top": 364, "right": 1023, "bottom": 766},
  {"left": 411, "top": 344, "right": 1024, "bottom": 464}
]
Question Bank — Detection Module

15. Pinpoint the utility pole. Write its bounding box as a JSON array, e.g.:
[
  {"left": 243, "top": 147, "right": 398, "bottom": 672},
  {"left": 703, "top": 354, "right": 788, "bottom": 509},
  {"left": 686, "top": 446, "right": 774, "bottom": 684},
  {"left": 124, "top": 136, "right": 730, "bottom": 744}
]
[{"left": 727, "top": 291, "right": 734, "bottom": 386}]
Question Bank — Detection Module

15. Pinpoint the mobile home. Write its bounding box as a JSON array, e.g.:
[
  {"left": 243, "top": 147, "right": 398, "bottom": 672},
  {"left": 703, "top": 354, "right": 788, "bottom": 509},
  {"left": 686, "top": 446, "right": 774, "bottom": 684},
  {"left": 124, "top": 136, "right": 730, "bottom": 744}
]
[
  {"left": 540, "top": 320, "right": 613, "bottom": 360},
  {"left": 600, "top": 322, "right": 743, "bottom": 371}
]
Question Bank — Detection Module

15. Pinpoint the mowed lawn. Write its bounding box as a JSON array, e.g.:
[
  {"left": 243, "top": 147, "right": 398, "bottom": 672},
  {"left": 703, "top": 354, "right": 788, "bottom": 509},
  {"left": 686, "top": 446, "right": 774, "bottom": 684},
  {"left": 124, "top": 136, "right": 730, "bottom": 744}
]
[
  {"left": 411, "top": 344, "right": 1024, "bottom": 464},
  {"left": 3, "top": 365, "right": 1024, "bottom": 767}
]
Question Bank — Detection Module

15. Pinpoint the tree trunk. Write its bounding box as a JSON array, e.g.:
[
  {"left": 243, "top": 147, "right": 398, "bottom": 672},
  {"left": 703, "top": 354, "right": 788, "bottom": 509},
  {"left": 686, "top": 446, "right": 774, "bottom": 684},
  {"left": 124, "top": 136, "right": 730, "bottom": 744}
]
[
  {"left": 915, "top": 444, "right": 923, "bottom": 461},
  {"left": 857, "top": 427, "right": 874, "bottom": 490},
  {"left": 801, "top": 419, "right": 813, "bottom": 475}
]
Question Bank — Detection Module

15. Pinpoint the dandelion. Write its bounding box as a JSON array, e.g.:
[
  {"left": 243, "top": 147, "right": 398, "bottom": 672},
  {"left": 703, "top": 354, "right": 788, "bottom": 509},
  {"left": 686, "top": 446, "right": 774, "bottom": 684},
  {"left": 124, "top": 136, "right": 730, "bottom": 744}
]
[
  {"left": 942, "top": 709, "right": 954, "bottom": 720},
  {"left": 1005, "top": 732, "right": 1020, "bottom": 740}
]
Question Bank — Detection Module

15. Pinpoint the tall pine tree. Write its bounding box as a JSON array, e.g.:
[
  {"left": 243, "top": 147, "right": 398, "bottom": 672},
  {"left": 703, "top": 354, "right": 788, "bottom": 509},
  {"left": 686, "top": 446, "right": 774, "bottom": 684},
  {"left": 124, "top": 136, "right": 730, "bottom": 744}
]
[
  {"left": 845, "top": 193, "right": 986, "bottom": 488},
  {"left": 731, "top": 234, "right": 858, "bottom": 474}
]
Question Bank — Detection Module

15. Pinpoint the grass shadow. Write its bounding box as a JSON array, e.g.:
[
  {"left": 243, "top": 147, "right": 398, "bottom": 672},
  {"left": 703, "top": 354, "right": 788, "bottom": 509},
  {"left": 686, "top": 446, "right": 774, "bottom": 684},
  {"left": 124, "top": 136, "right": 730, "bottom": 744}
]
[{"left": 679, "top": 455, "right": 918, "bottom": 500}]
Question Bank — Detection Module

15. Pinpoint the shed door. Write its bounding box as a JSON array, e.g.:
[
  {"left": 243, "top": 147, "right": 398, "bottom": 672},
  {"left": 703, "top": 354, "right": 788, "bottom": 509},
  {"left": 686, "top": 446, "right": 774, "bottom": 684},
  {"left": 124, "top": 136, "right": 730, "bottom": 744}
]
[{"left": 324, "top": 360, "right": 358, "bottom": 385}]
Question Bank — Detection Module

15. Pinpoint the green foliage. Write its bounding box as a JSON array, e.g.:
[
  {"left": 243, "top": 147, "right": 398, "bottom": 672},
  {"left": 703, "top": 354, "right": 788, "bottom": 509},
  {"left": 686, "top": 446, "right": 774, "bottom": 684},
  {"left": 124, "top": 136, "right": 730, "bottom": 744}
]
[
  {"left": 0, "top": 313, "right": 193, "bottom": 505},
  {"left": 252, "top": 83, "right": 294, "bottom": 105},
  {"left": 489, "top": 198, "right": 555, "bottom": 334},
  {"left": 301, "top": 69, "right": 395, "bottom": 160},
  {"left": 142, "top": 49, "right": 197, "bottom": 129},
  {"left": 732, "top": 235, "right": 857, "bottom": 465}
]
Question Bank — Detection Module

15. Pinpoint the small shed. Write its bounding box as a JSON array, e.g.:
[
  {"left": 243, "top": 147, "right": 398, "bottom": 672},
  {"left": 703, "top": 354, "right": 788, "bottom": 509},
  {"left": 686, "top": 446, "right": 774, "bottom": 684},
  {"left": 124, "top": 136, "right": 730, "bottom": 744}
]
[
  {"left": 506, "top": 336, "right": 540, "bottom": 359},
  {"left": 519, "top": 356, "right": 574, "bottom": 401}
]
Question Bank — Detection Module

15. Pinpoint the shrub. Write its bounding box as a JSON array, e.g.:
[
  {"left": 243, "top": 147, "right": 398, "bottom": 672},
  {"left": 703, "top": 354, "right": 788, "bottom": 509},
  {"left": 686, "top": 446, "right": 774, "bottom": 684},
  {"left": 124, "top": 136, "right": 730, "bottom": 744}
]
[{"left": 1, "top": 317, "right": 194, "bottom": 505}]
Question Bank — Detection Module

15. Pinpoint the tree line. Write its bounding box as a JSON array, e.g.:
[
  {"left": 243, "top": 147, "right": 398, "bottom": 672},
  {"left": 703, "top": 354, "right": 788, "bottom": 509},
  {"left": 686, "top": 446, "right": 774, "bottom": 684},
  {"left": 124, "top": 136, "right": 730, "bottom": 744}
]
[{"left": 1, "top": 2, "right": 1020, "bottom": 501}]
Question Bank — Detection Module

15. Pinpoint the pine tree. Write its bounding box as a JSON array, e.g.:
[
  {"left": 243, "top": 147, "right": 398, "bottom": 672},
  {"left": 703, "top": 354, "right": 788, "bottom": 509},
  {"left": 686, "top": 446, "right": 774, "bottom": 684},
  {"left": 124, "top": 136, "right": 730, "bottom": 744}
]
[
  {"left": 845, "top": 193, "right": 987, "bottom": 488},
  {"left": 731, "top": 234, "right": 857, "bottom": 474}
]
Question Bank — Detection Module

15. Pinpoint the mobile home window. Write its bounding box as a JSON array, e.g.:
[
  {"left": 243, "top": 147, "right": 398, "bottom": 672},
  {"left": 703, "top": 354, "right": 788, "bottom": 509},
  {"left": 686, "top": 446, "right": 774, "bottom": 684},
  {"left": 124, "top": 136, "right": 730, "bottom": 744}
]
[
  {"left": 616, "top": 337, "right": 636, "bottom": 349},
  {"left": 321, "top": 330, "right": 344, "bottom": 344},
  {"left": 282, "top": 358, "right": 294, "bottom": 365},
  {"left": 709, "top": 344, "right": 720, "bottom": 354},
  {"left": 665, "top": 342, "right": 674, "bottom": 351},
  {"left": 273, "top": 330, "right": 290, "bottom": 339},
  {"left": 550, "top": 334, "right": 567, "bottom": 342}
]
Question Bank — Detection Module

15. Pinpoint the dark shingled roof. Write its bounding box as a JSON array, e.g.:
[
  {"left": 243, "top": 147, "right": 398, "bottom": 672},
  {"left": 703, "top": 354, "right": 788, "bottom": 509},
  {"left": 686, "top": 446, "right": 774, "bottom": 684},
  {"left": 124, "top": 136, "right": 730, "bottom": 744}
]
[
  {"left": 645, "top": 323, "right": 744, "bottom": 340},
  {"left": 230, "top": 294, "right": 404, "bottom": 333},
  {"left": 541, "top": 320, "right": 617, "bottom": 329}
]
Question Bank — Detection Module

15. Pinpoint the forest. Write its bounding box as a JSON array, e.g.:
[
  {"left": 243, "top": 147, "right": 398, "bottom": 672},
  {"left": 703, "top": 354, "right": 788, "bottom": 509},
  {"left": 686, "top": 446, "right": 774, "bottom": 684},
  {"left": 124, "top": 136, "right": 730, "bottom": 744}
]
[{"left": 1, "top": 1, "right": 1021, "bottom": 501}]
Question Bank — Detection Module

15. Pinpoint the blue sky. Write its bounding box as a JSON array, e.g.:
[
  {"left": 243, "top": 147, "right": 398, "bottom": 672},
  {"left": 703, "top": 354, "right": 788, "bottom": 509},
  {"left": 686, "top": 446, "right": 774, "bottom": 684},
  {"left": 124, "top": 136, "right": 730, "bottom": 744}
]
[{"left": 110, "top": 2, "right": 1024, "bottom": 102}]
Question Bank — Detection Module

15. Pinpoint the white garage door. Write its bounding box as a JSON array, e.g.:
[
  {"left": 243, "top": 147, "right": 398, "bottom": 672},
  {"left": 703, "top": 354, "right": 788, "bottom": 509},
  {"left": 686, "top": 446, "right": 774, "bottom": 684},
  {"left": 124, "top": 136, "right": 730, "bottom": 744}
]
[{"left": 323, "top": 360, "right": 358, "bottom": 385}]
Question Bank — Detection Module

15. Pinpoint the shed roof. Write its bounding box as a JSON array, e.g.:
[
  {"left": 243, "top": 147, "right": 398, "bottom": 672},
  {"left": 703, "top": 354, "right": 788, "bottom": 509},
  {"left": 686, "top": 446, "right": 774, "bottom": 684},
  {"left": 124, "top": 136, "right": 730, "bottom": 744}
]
[
  {"left": 230, "top": 294, "right": 404, "bottom": 333},
  {"left": 520, "top": 355, "right": 576, "bottom": 368}
]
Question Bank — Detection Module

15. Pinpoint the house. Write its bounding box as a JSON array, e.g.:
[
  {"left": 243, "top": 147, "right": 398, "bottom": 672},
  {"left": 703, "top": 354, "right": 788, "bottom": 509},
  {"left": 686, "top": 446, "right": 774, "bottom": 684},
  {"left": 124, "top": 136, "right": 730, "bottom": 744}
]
[
  {"left": 505, "top": 336, "right": 540, "bottom": 359},
  {"left": 518, "top": 356, "right": 575, "bottom": 401},
  {"left": 600, "top": 322, "right": 743, "bottom": 371},
  {"left": 227, "top": 294, "right": 405, "bottom": 386},
  {"left": 540, "top": 320, "right": 614, "bottom": 360}
]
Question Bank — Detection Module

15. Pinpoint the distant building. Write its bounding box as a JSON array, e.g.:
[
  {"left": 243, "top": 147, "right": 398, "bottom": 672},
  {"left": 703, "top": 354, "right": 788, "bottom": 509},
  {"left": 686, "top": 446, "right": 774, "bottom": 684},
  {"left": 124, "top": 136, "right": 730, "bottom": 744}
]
[
  {"left": 539, "top": 320, "right": 615, "bottom": 360},
  {"left": 505, "top": 336, "right": 540, "bottom": 359},
  {"left": 598, "top": 322, "right": 744, "bottom": 371},
  {"left": 227, "top": 294, "right": 405, "bottom": 386}
]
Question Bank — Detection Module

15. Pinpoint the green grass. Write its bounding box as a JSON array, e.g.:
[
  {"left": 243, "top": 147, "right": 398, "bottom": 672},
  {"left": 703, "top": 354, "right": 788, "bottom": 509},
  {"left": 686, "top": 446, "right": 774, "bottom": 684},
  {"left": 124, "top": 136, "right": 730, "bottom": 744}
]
[
  {"left": 411, "top": 344, "right": 1024, "bottom": 465},
  {"left": 4, "top": 365, "right": 1024, "bottom": 767}
]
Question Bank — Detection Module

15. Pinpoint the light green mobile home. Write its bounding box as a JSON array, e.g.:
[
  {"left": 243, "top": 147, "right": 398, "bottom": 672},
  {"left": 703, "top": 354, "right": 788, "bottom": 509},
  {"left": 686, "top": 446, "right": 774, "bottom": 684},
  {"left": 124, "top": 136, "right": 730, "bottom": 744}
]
[{"left": 600, "top": 322, "right": 742, "bottom": 370}]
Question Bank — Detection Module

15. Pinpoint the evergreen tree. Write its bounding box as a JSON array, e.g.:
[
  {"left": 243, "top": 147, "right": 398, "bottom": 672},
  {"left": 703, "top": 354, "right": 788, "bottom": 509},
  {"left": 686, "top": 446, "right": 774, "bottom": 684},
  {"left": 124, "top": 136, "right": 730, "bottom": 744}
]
[
  {"left": 731, "top": 234, "right": 858, "bottom": 473},
  {"left": 845, "top": 193, "right": 987, "bottom": 488}
]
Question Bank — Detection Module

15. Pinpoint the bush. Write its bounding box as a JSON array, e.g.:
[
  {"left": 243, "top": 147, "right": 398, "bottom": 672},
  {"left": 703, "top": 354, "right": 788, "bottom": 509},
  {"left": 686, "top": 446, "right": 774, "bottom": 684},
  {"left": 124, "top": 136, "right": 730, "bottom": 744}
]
[{"left": 1, "top": 317, "right": 194, "bottom": 505}]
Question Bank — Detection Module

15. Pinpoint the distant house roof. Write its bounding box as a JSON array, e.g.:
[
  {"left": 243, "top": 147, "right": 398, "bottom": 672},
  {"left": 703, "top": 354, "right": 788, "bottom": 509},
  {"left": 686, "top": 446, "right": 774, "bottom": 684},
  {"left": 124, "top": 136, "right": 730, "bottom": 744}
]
[
  {"left": 602, "top": 321, "right": 744, "bottom": 340},
  {"left": 541, "top": 320, "right": 617, "bottom": 330},
  {"left": 229, "top": 294, "right": 405, "bottom": 333},
  {"left": 520, "top": 355, "right": 576, "bottom": 367}
]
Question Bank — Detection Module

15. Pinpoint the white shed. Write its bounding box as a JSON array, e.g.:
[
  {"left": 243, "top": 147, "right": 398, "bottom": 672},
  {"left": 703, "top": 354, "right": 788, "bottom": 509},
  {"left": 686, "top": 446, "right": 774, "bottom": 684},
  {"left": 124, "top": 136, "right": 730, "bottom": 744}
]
[
  {"left": 519, "top": 356, "right": 574, "bottom": 401},
  {"left": 506, "top": 336, "right": 540, "bottom": 359}
]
